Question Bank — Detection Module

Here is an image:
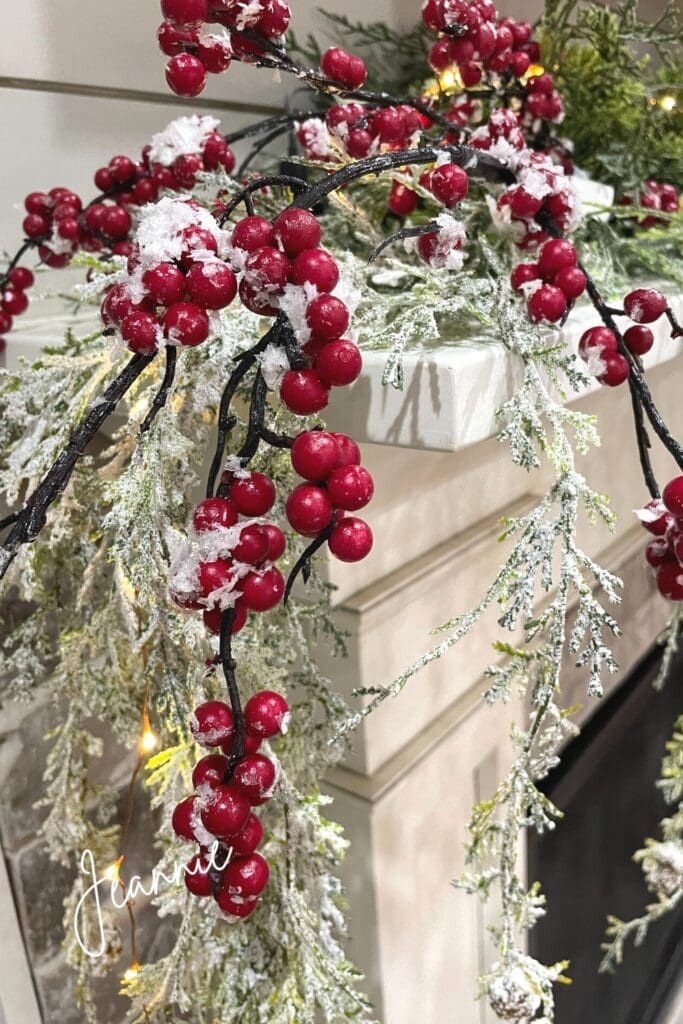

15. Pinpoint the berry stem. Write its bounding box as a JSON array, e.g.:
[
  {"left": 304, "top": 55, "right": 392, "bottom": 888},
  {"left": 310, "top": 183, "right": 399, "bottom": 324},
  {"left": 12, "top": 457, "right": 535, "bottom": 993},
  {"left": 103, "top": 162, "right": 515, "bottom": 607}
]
[
  {"left": 218, "top": 607, "right": 245, "bottom": 781},
  {"left": 283, "top": 524, "right": 334, "bottom": 605},
  {"left": 140, "top": 345, "right": 178, "bottom": 436},
  {"left": 0, "top": 352, "right": 155, "bottom": 579}
]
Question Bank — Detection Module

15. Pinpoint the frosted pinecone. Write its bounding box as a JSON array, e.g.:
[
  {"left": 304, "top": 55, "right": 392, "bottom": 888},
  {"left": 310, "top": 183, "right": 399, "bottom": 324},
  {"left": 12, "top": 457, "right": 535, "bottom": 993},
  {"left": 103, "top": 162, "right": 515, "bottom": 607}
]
[
  {"left": 487, "top": 964, "right": 542, "bottom": 1021},
  {"left": 642, "top": 841, "right": 683, "bottom": 898}
]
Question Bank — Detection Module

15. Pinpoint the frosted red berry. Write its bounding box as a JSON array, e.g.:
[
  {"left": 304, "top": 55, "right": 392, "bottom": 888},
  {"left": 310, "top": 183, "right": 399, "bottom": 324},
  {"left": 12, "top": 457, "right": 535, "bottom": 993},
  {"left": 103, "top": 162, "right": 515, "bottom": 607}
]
[
  {"left": 273, "top": 209, "right": 321, "bottom": 256},
  {"left": 657, "top": 562, "right": 683, "bottom": 601},
  {"left": 121, "top": 311, "right": 160, "bottom": 354},
  {"left": 193, "top": 497, "right": 239, "bottom": 532},
  {"left": 430, "top": 164, "right": 469, "bottom": 207},
  {"left": 624, "top": 288, "right": 667, "bottom": 324},
  {"left": 511, "top": 263, "right": 539, "bottom": 293},
  {"left": 229, "top": 813, "right": 264, "bottom": 856},
  {"left": 527, "top": 284, "right": 567, "bottom": 324},
  {"left": 163, "top": 301, "right": 210, "bottom": 346},
  {"left": 538, "top": 239, "right": 577, "bottom": 279},
  {"left": 2, "top": 289, "right": 29, "bottom": 317},
  {"left": 231, "top": 754, "right": 277, "bottom": 805},
  {"left": 645, "top": 539, "right": 673, "bottom": 569},
  {"left": 262, "top": 524, "right": 287, "bottom": 561},
  {"left": 202, "top": 601, "right": 248, "bottom": 636},
  {"left": 9, "top": 267, "right": 34, "bottom": 290},
  {"left": 578, "top": 326, "right": 618, "bottom": 357},
  {"left": 191, "top": 700, "right": 234, "bottom": 747},
  {"left": 624, "top": 325, "right": 654, "bottom": 356},
  {"left": 663, "top": 477, "right": 683, "bottom": 518},
  {"left": 244, "top": 690, "right": 289, "bottom": 738},
  {"left": 233, "top": 524, "right": 270, "bottom": 565},
  {"left": 598, "top": 351, "right": 630, "bottom": 387},
  {"left": 143, "top": 263, "right": 186, "bottom": 306},
  {"left": 229, "top": 472, "right": 276, "bottom": 516},
  {"left": 221, "top": 852, "right": 269, "bottom": 898},
  {"left": 554, "top": 266, "right": 586, "bottom": 300},
  {"left": 201, "top": 784, "right": 251, "bottom": 838},
  {"left": 160, "top": 0, "right": 208, "bottom": 25},
  {"left": 290, "top": 249, "right": 339, "bottom": 292},
  {"left": 166, "top": 53, "right": 207, "bottom": 97},
  {"left": 172, "top": 796, "right": 200, "bottom": 841},
  {"left": 192, "top": 753, "right": 229, "bottom": 789},
  {"left": 332, "top": 433, "right": 361, "bottom": 466},
  {"left": 186, "top": 262, "right": 237, "bottom": 309},
  {"left": 198, "top": 558, "right": 233, "bottom": 598},
  {"left": 231, "top": 216, "right": 275, "bottom": 252},
  {"left": 184, "top": 854, "right": 214, "bottom": 897},
  {"left": 306, "top": 295, "right": 350, "bottom": 341}
]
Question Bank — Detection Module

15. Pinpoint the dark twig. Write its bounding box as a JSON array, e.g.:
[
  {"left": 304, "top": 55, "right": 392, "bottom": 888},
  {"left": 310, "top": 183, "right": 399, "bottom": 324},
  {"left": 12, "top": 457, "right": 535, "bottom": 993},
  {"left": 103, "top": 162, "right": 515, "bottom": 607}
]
[
  {"left": 225, "top": 111, "right": 317, "bottom": 146},
  {"left": 219, "top": 607, "right": 245, "bottom": 780},
  {"left": 284, "top": 526, "right": 334, "bottom": 605},
  {"left": 369, "top": 222, "right": 438, "bottom": 263},
  {"left": 0, "top": 352, "right": 155, "bottom": 579},
  {"left": 259, "top": 427, "right": 294, "bottom": 448},
  {"left": 219, "top": 174, "right": 309, "bottom": 222},
  {"left": 237, "top": 125, "right": 298, "bottom": 177},
  {"left": 139, "top": 346, "right": 177, "bottom": 436}
]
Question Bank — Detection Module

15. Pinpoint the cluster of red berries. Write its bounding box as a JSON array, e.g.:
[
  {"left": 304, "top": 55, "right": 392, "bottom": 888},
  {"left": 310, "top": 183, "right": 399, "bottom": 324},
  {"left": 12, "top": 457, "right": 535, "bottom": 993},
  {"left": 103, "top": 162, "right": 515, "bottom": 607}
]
[
  {"left": 497, "top": 153, "right": 578, "bottom": 250},
  {"left": 522, "top": 71, "right": 564, "bottom": 124},
  {"left": 423, "top": 1, "right": 539, "bottom": 86},
  {"left": 573, "top": 288, "right": 668, "bottom": 388},
  {"left": 619, "top": 180, "right": 680, "bottom": 229},
  {"left": 327, "top": 101, "right": 423, "bottom": 161},
  {"left": 286, "top": 430, "right": 374, "bottom": 564},
  {"left": 170, "top": 469, "right": 286, "bottom": 624},
  {"left": 175, "top": 690, "right": 289, "bottom": 917},
  {"left": 511, "top": 239, "right": 586, "bottom": 325},
  {"left": 639, "top": 478, "right": 683, "bottom": 602},
  {"left": 159, "top": 0, "right": 292, "bottom": 97},
  {"left": 319, "top": 47, "right": 367, "bottom": 90},
  {"left": 22, "top": 187, "right": 101, "bottom": 267},
  {"left": 0, "top": 266, "right": 34, "bottom": 344}
]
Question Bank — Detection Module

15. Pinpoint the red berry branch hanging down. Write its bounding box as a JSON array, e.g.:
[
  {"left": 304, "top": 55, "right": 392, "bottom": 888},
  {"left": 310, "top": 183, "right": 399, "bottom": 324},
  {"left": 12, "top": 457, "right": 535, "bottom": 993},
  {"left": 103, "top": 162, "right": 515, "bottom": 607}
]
[{"left": 2, "top": 0, "right": 683, "bottom": 930}]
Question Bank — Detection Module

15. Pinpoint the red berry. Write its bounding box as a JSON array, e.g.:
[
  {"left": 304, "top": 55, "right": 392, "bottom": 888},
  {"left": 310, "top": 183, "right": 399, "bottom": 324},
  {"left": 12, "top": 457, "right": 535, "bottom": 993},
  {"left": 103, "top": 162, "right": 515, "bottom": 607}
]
[
  {"left": 215, "top": 891, "right": 260, "bottom": 917},
  {"left": 201, "top": 784, "right": 251, "bottom": 838},
  {"left": 332, "top": 432, "right": 361, "bottom": 466},
  {"left": 192, "top": 753, "right": 229, "bottom": 789},
  {"left": 346, "top": 129, "right": 373, "bottom": 158},
  {"left": 389, "top": 183, "right": 418, "bottom": 217},
  {"left": 645, "top": 538, "right": 673, "bottom": 569},
  {"left": 0, "top": 311, "right": 12, "bottom": 333},
  {"left": 328, "top": 517, "right": 373, "bottom": 562},
  {"left": 1, "top": 289, "right": 29, "bottom": 317},
  {"left": 38, "top": 248, "right": 71, "bottom": 269},
  {"left": 280, "top": 370, "right": 329, "bottom": 415},
  {"left": 23, "top": 214, "right": 50, "bottom": 238},
  {"left": 371, "top": 108, "right": 406, "bottom": 145},
  {"left": 663, "top": 477, "right": 683, "bottom": 518},
  {"left": 56, "top": 218, "right": 80, "bottom": 242},
  {"left": 231, "top": 216, "right": 274, "bottom": 253},
  {"left": 326, "top": 465, "right": 374, "bottom": 512},
  {"left": 231, "top": 754, "right": 277, "bottom": 805},
  {"left": 229, "top": 472, "right": 276, "bottom": 516},
  {"left": 121, "top": 311, "right": 160, "bottom": 354},
  {"left": 108, "top": 155, "right": 136, "bottom": 184},
  {"left": 24, "top": 191, "right": 50, "bottom": 216},
  {"left": 291, "top": 431, "right": 342, "bottom": 481},
  {"left": 255, "top": 0, "right": 291, "bottom": 37},
  {"left": 166, "top": 53, "right": 207, "bottom": 97},
  {"left": 191, "top": 700, "right": 234, "bottom": 747},
  {"left": 510, "top": 51, "right": 531, "bottom": 77},
  {"left": 315, "top": 339, "right": 362, "bottom": 387},
  {"left": 638, "top": 499, "right": 670, "bottom": 536},
  {"left": 507, "top": 187, "right": 542, "bottom": 219},
  {"left": 244, "top": 690, "right": 290, "bottom": 738},
  {"left": 202, "top": 601, "right": 248, "bottom": 636},
  {"left": 163, "top": 301, "right": 210, "bottom": 346},
  {"left": 306, "top": 295, "right": 349, "bottom": 341},
  {"left": 273, "top": 209, "right": 321, "bottom": 256},
  {"left": 160, "top": 0, "right": 208, "bottom": 25},
  {"left": 290, "top": 249, "right": 339, "bottom": 292},
  {"left": 286, "top": 484, "right": 334, "bottom": 537},
  {"left": 624, "top": 325, "right": 654, "bottom": 356},
  {"left": 221, "top": 730, "right": 261, "bottom": 758},
  {"left": 239, "top": 279, "right": 279, "bottom": 317},
  {"left": 103, "top": 206, "right": 132, "bottom": 240},
  {"left": 527, "top": 284, "right": 567, "bottom": 324},
  {"left": 578, "top": 326, "right": 618, "bottom": 358},
  {"left": 245, "top": 247, "right": 290, "bottom": 292},
  {"left": 460, "top": 60, "right": 483, "bottom": 87},
  {"left": 233, "top": 524, "right": 270, "bottom": 565},
  {"left": 198, "top": 558, "right": 234, "bottom": 598},
  {"left": 157, "top": 20, "right": 198, "bottom": 55},
  {"left": 172, "top": 796, "right": 201, "bottom": 841},
  {"left": 657, "top": 562, "right": 683, "bottom": 601},
  {"left": 553, "top": 266, "right": 586, "bottom": 300},
  {"left": 538, "top": 239, "right": 577, "bottom": 279},
  {"left": 430, "top": 165, "right": 469, "bottom": 207},
  {"left": 624, "top": 288, "right": 667, "bottom": 324},
  {"left": 184, "top": 854, "right": 214, "bottom": 897},
  {"left": 320, "top": 47, "right": 367, "bottom": 88},
  {"left": 229, "top": 813, "right": 264, "bottom": 856},
  {"left": 186, "top": 261, "right": 237, "bottom": 309},
  {"left": 221, "top": 852, "right": 269, "bottom": 899},
  {"left": 240, "top": 567, "right": 285, "bottom": 612},
  {"left": 8, "top": 267, "right": 34, "bottom": 290},
  {"left": 510, "top": 263, "right": 540, "bottom": 293},
  {"left": 598, "top": 351, "right": 630, "bottom": 387},
  {"left": 193, "top": 497, "right": 239, "bottom": 532},
  {"left": 143, "top": 263, "right": 186, "bottom": 306},
  {"left": 197, "top": 35, "right": 232, "bottom": 72},
  {"left": 261, "top": 524, "right": 287, "bottom": 561}
]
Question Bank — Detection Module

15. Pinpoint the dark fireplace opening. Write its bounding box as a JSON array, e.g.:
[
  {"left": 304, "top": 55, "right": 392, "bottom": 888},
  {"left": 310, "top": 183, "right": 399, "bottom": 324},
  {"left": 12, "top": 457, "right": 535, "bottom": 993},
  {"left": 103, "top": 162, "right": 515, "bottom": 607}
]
[{"left": 528, "top": 646, "right": 683, "bottom": 1024}]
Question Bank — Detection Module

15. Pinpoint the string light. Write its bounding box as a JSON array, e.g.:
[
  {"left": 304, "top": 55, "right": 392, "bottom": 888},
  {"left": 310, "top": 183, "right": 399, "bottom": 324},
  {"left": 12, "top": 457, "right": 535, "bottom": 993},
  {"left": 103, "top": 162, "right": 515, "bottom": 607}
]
[
  {"left": 139, "top": 709, "right": 159, "bottom": 755},
  {"left": 438, "top": 68, "right": 460, "bottom": 93},
  {"left": 659, "top": 94, "right": 676, "bottom": 112},
  {"left": 122, "top": 962, "right": 140, "bottom": 983},
  {"left": 104, "top": 854, "right": 125, "bottom": 883},
  {"left": 523, "top": 63, "right": 545, "bottom": 82}
]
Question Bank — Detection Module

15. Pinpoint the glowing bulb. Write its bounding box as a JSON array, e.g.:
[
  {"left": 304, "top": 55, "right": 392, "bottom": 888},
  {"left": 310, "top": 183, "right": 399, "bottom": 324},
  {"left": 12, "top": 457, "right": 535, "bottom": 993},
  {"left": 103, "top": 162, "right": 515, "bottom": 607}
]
[
  {"left": 139, "top": 711, "right": 159, "bottom": 755},
  {"left": 104, "top": 855, "right": 125, "bottom": 883},
  {"left": 122, "top": 962, "right": 140, "bottom": 983},
  {"left": 524, "top": 63, "right": 545, "bottom": 81},
  {"left": 659, "top": 94, "right": 676, "bottom": 112}
]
